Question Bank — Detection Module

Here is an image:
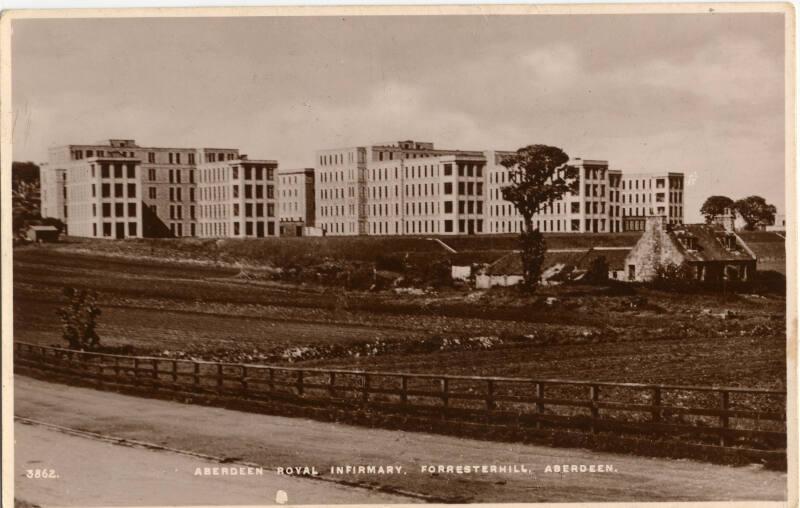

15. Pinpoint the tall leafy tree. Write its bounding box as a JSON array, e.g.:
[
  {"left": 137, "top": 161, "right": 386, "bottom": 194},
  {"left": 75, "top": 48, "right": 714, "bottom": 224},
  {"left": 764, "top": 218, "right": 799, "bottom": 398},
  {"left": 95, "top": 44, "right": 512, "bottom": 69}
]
[
  {"left": 500, "top": 145, "right": 577, "bottom": 290},
  {"left": 700, "top": 195, "right": 734, "bottom": 223},
  {"left": 734, "top": 195, "right": 777, "bottom": 231}
]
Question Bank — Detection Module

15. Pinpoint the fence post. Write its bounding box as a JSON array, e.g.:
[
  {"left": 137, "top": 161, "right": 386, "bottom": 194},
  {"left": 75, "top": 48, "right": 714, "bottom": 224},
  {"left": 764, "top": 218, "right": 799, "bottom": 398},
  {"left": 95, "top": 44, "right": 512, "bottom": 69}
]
[
  {"left": 401, "top": 376, "right": 408, "bottom": 406},
  {"left": 328, "top": 372, "right": 336, "bottom": 397},
  {"left": 486, "top": 380, "right": 495, "bottom": 411},
  {"left": 172, "top": 361, "right": 178, "bottom": 383},
  {"left": 241, "top": 366, "right": 248, "bottom": 394},
  {"left": 217, "top": 363, "right": 224, "bottom": 393},
  {"left": 441, "top": 378, "right": 449, "bottom": 409},
  {"left": 720, "top": 390, "right": 730, "bottom": 447},
  {"left": 152, "top": 359, "right": 159, "bottom": 380},
  {"left": 535, "top": 382, "right": 545, "bottom": 429},
  {"left": 133, "top": 358, "right": 140, "bottom": 383},
  {"left": 268, "top": 368, "right": 275, "bottom": 392},
  {"left": 297, "top": 370, "right": 304, "bottom": 396},
  {"left": 193, "top": 362, "right": 200, "bottom": 388},
  {"left": 651, "top": 386, "right": 662, "bottom": 423},
  {"left": 362, "top": 373, "right": 370, "bottom": 403},
  {"left": 589, "top": 384, "right": 600, "bottom": 433}
]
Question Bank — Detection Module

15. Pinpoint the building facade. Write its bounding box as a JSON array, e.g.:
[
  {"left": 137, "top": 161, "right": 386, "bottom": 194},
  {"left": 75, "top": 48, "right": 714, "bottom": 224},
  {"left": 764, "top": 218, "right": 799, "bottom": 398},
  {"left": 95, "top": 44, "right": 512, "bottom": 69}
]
[
  {"left": 314, "top": 140, "right": 680, "bottom": 236},
  {"left": 41, "top": 139, "right": 279, "bottom": 239},
  {"left": 278, "top": 168, "right": 316, "bottom": 236},
  {"left": 620, "top": 172, "right": 685, "bottom": 232}
]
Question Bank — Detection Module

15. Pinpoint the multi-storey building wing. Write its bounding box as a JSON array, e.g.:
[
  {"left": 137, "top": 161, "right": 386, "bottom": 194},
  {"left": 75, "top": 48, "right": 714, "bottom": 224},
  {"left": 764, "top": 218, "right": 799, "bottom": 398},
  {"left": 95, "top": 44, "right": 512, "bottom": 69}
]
[
  {"left": 41, "top": 139, "right": 279, "bottom": 239},
  {"left": 315, "top": 140, "right": 668, "bottom": 236},
  {"left": 620, "top": 172, "right": 685, "bottom": 232},
  {"left": 278, "top": 168, "right": 316, "bottom": 236},
  {"left": 196, "top": 154, "right": 279, "bottom": 238}
]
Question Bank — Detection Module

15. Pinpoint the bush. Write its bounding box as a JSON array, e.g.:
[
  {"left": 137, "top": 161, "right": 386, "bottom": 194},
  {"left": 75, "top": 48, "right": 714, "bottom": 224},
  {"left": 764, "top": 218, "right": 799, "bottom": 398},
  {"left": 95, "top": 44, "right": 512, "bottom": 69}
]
[
  {"left": 651, "top": 262, "right": 696, "bottom": 292},
  {"left": 375, "top": 253, "right": 407, "bottom": 272},
  {"left": 584, "top": 256, "right": 609, "bottom": 285},
  {"left": 56, "top": 287, "right": 101, "bottom": 350},
  {"left": 747, "top": 270, "right": 786, "bottom": 295}
]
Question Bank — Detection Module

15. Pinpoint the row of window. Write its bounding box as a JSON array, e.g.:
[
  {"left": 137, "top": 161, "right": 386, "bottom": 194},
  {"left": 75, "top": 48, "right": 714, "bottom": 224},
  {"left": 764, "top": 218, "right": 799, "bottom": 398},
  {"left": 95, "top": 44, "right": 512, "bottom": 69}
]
[
  {"left": 93, "top": 183, "right": 137, "bottom": 199},
  {"left": 93, "top": 163, "right": 136, "bottom": 179},
  {"left": 92, "top": 221, "right": 137, "bottom": 238},
  {"left": 93, "top": 202, "right": 137, "bottom": 218}
]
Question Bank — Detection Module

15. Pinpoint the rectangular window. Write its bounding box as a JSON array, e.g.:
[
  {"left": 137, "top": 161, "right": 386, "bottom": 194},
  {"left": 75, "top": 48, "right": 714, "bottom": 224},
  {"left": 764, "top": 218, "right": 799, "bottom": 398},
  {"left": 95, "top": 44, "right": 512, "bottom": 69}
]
[
  {"left": 102, "top": 203, "right": 111, "bottom": 217},
  {"left": 128, "top": 203, "right": 136, "bottom": 217},
  {"left": 444, "top": 201, "right": 453, "bottom": 213},
  {"left": 148, "top": 169, "right": 156, "bottom": 181},
  {"left": 115, "top": 203, "right": 124, "bottom": 217},
  {"left": 444, "top": 182, "right": 453, "bottom": 195},
  {"left": 102, "top": 183, "right": 111, "bottom": 197},
  {"left": 233, "top": 204, "right": 240, "bottom": 217},
  {"left": 127, "top": 183, "right": 136, "bottom": 198},
  {"left": 169, "top": 153, "right": 174, "bottom": 164},
  {"left": 148, "top": 152, "right": 155, "bottom": 163},
  {"left": 267, "top": 204, "right": 275, "bottom": 217},
  {"left": 234, "top": 222, "right": 240, "bottom": 235},
  {"left": 114, "top": 164, "right": 123, "bottom": 178},
  {"left": 115, "top": 183, "right": 124, "bottom": 198},
  {"left": 267, "top": 185, "right": 274, "bottom": 199},
  {"left": 103, "top": 223, "right": 112, "bottom": 237},
  {"left": 127, "top": 165, "right": 135, "bottom": 178},
  {"left": 188, "top": 153, "right": 195, "bottom": 165},
  {"left": 245, "top": 185, "right": 253, "bottom": 199},
  {"left": 101, "top": 165, "right": 110, "bottom": 178}
]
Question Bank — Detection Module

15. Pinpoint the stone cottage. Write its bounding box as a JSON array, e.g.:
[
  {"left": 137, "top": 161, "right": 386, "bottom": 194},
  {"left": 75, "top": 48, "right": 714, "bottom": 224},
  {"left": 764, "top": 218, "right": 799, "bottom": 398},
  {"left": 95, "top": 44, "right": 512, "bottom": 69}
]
[{"left": 624, "top": 214, "right": 757, "bottom": 282}]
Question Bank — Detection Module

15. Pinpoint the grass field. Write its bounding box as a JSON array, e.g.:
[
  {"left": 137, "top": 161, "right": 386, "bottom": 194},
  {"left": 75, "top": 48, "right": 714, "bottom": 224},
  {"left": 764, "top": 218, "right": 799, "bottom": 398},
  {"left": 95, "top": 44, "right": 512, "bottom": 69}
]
[{"left": 13, "top": 244, "right": 787, "bottom": 389}]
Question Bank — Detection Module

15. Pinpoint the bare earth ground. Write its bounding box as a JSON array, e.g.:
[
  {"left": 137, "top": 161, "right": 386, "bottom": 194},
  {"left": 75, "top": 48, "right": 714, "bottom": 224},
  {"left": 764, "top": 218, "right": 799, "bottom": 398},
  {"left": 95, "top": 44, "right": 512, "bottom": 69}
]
[
  {"left": 14, "top": 376, "right": 787, "bottom": 503},
  {"left": 15, "top": 423, "right": 409, "bottom": 507},
  {"left": 13, "top": 246, "right": 786, "bottom": 387}
]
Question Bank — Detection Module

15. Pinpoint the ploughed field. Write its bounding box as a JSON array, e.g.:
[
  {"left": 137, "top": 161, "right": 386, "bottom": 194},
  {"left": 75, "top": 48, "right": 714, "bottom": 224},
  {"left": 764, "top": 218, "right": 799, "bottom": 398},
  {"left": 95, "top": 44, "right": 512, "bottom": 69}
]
[{"left": 13, "top": 245, "right": 787, "bottom": 389}]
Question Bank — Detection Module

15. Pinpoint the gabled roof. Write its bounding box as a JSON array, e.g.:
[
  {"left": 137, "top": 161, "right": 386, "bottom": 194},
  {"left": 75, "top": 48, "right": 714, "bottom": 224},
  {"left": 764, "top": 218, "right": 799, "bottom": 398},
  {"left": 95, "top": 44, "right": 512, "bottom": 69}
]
[
  {"left": 485, "top": 249, "right": 590, "bottom": 276},
  {"left": 669, "top": 224, "right": 755, "bottom": 263},
  {"left": 577, "top": 247, "right": 632, "bottom": 271}
]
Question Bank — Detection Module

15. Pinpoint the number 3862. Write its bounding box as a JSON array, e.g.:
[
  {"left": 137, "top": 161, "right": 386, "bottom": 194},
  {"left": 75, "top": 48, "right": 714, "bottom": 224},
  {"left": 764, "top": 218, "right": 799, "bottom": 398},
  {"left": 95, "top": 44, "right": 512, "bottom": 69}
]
[{"left": 25, "top": 469, "right": 58, "bottom": 479}]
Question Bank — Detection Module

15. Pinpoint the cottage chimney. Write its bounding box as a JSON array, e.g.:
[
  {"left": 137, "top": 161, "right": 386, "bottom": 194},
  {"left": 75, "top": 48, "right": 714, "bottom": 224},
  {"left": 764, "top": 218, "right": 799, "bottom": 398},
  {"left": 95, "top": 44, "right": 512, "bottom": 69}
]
[
  {"left": 714, "top": 208, "right": 736, "bottom": 233},
  {"left": 645, "top": 215, "right": 668, "bottom": 233}
]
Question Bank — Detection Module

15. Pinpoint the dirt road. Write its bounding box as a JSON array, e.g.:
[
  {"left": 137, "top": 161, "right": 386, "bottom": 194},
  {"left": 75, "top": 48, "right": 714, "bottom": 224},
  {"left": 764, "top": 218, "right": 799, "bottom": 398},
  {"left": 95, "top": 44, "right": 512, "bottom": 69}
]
[
  {"left": 14, "top": 376, "right": 786, "bottom": 503},
  {"left": 15, "top": 423, "right": 410, "bottom": 507}
]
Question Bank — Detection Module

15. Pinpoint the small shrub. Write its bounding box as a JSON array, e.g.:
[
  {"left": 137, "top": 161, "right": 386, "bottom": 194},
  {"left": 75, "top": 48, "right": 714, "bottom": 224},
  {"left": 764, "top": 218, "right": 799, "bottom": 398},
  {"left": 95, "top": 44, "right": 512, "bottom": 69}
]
[
  {"left": 584, "top": 256, "right": 610, "bottom": 285},
  {"left": 651, "top": 262, "right": 696, "bottom": 292},
  {"left": 56, "top": 287, "right": 101, "bottom": 350}
]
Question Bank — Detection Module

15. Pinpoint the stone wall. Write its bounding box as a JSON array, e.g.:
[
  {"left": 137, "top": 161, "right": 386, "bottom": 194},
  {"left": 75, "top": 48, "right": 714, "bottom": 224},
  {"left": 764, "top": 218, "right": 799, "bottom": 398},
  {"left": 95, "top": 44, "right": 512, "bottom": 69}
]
[{"left": 623, "top": 216, "right": 686, "bottom": 281}]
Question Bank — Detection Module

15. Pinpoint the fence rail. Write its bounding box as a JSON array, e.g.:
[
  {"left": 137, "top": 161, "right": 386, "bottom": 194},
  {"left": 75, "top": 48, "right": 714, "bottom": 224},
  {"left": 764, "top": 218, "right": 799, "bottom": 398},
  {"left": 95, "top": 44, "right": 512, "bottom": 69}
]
[{"left": 14, "top": 341, "right": 786, "bottom": 457}]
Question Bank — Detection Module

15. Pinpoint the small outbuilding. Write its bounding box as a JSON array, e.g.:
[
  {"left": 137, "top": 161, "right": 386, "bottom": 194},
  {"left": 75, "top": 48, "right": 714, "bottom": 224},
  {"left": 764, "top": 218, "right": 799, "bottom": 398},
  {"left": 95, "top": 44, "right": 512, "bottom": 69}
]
[{"left": 26, "top": 225, "right": 60, "bottom": 243}]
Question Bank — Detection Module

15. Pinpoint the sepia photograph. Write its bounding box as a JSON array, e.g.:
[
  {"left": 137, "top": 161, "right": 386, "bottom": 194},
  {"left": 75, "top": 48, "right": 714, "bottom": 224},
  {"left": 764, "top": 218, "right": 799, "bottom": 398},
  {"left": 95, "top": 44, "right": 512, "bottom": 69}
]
[{"left": 1, "top": 4, "right": 796, "bottom": 507}]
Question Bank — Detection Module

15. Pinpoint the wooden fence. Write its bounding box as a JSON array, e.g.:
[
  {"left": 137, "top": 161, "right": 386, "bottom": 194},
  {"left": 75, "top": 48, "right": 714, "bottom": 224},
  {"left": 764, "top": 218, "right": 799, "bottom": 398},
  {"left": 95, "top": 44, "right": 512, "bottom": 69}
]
[{"left": 14, "top": 342, "right": 786, "bottom": 458}]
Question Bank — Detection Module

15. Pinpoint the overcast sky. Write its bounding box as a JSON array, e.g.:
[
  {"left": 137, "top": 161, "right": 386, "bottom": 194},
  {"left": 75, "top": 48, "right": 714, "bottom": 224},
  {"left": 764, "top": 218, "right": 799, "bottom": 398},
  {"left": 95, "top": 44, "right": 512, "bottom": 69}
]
[{"left": 11, "top": 13, "right": 785, "bottom": 222}]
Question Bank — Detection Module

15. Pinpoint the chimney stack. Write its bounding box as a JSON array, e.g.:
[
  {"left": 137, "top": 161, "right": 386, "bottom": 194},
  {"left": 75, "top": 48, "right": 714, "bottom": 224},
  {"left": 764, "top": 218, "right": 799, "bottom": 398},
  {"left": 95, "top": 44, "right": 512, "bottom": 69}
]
[
  {"left": 715, "top": 208, "right": 736, "bottom": 233},
  {"left": 645, "top": 215, "right": 668, "bottom": 233}
]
